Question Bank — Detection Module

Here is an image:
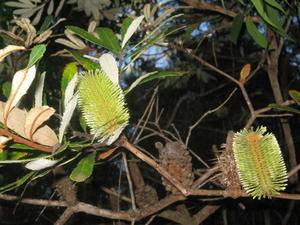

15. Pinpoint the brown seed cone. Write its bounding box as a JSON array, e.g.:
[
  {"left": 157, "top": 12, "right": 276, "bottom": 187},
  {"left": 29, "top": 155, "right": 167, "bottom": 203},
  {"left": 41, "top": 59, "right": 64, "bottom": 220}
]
[
  {"left": 157, "top": 142, "right": 194, "bottom": 194},
  {"left": 217, "top": 131, "right": 241, "bottom": 194},
  {"left": 55, "top": 177, "right": 77, "bottom": 206},
  {"left": 135, "top": 185, "right": 158, "bottom": 208}
]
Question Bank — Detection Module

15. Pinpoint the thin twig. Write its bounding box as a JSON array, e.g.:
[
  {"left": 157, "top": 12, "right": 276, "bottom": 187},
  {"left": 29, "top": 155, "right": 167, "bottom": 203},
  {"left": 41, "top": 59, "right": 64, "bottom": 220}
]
[
  {"left": 117, "top": 135, "right": 190, "bottom": 196},
  {"left": 185, "top": 88, "right": 237, "bottom": 146},
  {"left": 122, "top": 152, "right": 137, "bottom": 210}
]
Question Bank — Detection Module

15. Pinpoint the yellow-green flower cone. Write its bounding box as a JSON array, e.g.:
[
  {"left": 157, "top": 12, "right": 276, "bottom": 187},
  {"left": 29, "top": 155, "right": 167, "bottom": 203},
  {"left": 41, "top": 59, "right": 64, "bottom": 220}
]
[
  {"left": 78, "top": 69, "right": 129, "bottom": 143},
  {"left": 233, "top": 126, "right": 288, "bottom": 199}
]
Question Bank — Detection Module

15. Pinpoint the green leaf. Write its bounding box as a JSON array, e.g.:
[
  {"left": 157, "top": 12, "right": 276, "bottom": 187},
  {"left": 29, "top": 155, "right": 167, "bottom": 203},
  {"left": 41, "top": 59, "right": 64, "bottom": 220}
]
[
  {"left": 266, "top": 4, "right": 284, "bottom": 28},
  {"left": 269, "top": 103, "right": 300, "bottom": 114},
  {"left": 28, "top": 44, "right": 46, "bottom": 68},
  {"left": 264, "top": 0, "right": 286, "bottom": 14},
  {"left": 289, "top": 90, "right": 300, "bottom": 105},
  {"left": 2, "top": 81, "right": 11, "bottom": 99},
  {"left": 229, "top": 13, "right": 244, "bottom": 44},
  {"left": 70, "top": 152, "right": 96, "bottom": 182},
  {"left": 66, "top": 26, "right": 120, "bottom": 54},
  {"left": 245, "top": 18, "right": 271, "bottom": 49},
  {"left": 251, "top": 0, "right": 291, "bottom": 40},
  {"left": 69, "top": 51, "right": 100, "bottom": 71},
  {"left": 95, "top": 27, "right": 120, "bottom": 53},
  {"left": 9, "top": 143, "right": 35, "bottom": 150},
  {"left": 140, "top": 71, "right": 188, "bottom": 85},
  {"left": 0, "top": 171, "right": 36, "bottom": 193},
  {"left": 121, "top": 17, "right": 133, "bottom": 41},
  {"left": 37, "top": 15, "right": 53, "bottom": 34},
  {"left": 0, "top": 150, "right": 8, "bottom": 161},
  {"left": 61, "top": 62, "right": 78, "bottom": 94}
]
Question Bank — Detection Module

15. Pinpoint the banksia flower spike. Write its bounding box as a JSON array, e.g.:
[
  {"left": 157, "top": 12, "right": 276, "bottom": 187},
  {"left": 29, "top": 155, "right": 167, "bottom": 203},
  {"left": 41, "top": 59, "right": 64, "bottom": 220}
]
[
  {"left": 233, "top": 126, "right": 288, "bottom": 199},
  {"left": 78, "top": 69, "right": 129, "bottom": 145}
]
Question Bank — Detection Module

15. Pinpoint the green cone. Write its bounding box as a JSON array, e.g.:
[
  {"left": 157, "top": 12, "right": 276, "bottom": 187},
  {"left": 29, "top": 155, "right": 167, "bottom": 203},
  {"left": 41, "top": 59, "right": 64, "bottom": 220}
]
[
  {"left": 233, "top": 126, "right": 288, "bottom": 199},
  {"left": 78, "top": 69, "right": 129, "bottom": 143}
]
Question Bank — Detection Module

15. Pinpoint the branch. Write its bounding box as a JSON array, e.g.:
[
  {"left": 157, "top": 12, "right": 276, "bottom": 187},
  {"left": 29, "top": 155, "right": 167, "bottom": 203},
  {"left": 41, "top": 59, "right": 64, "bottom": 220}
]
[{"left": 0, "top": 128, "right": 52, "bottom": 153}]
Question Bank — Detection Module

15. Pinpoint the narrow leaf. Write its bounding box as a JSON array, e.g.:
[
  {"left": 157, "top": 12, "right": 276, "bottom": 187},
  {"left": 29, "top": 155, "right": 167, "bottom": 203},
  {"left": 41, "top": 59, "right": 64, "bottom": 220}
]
[
  {"left": 66, "top": 26, "right": 119, "bottom": 53},
  {"left": 0, "top": 45, "right": 25, "bottom": 62},
  {"left": 288, "top": 90, "right": 300, "bottom": 105},
  {"left": 25, "top": 106, "right": 55, "bottom": 140},
  {"left": 25, "top": 159, "right": 57, "bottom": 171},
  {"left": 269, "top": 104, "right": 300, "bottom": 114},
  {"left": 34, "top": 71, "right": 45, "bottom": 107},
  {"left": 2, "top": 82, "right": 12, "bottom": 99},
  {"left": 4, "top": 66, "right": 36, "bottom": 123},
  {"left": 121, "top": 15, "right": 144, "bottom": 48},
  {"left": 69, "top": 51, "right": 100, "bottom": 70},
  {"left": 70, "top": 152, "right": 96, "bottom": 182},
  {"left": 99, "top": 53, "right": 119, "bottom": 85},
  {"left": 264, "top": 0, "right": 285, "bottom": 14},
  {"left": 64, "top": 73, "right": 78, "bottom": 109},
  {"left": 95, "top": 27, "right": 121, "bottom": 53},
  {"left": 139, "top": 71, "right": 188, "bottom": 85},
  {"left": 28, "top": 44, "right": 46, "bottom": 68},
  {"left": 245, "top": 18, "right": 269, "bottom": 49},
  {"left": 59, "top": 93, "right": 78, "bottom": 143},
  {"left": 120, "top": 17, "right": 133, "bottom": 40},
  {"left": 61, "top": 63, "right": 78, "bottom": 94},
  {"left": 229, "top": 13, "right": 244, "bottom": 44}
]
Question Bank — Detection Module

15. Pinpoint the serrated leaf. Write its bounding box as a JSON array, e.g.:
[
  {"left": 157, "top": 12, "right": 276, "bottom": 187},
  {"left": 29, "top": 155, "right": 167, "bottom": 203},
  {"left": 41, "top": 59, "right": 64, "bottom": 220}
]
[
  {"left": 121, "top": 15, "right": 144, "bottom": 48},
  {"left": 239, "top": 64, "right": 251, "bottom": 83},
  {"left": 95, "top": 27, "right": 121, "bottom": 53},
  {"left": 34, "top": 71, "right": 45, "bottom": 107},
  {"left": 229, "top": 13, "right": 244, "bottom": 44},
  {"left": 2, "top": 82, "right": 12, "bottom": 99},
  {"left": 69, "top": 51, "right": 100, "bottom": 71},
  {"left": 0, "top": 45, "right": 25, "bottom": 62},
  {"left": 70, "top": 152, "right": 96, "bottom": 182},
  {"left": 4, "top": 66, "right": 36, "bottom": 123},
  {"left": 99, "top": 53, "right": 119, "bottom": 85},
  {"left": 245, "top": 18, "right": 270, "bottom": 49},
  {"left": 269, "top": 103, "right": 300, "bottom": 114},
  {"left": 28, "top": 44, "right": 46, "bottom": 68},
  {"left": 288, "top": 90, "right": 300, "bottom": 105},
  {"left": 120, "top": 17, "right": 133, "bottom": 41},
  {"left": 25, "top": 106, "right": 55, "bottom": 140},
  {"left": 25, "top": 158, "right": 57, "bottom": 171},
  {"left": 59, "top": 93, "right": 78, "bottom": 143}
]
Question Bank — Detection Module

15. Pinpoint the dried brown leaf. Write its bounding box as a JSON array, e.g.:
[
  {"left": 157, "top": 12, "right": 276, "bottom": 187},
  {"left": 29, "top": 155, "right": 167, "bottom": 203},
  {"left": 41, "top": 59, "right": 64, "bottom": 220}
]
[
  {"left": 0, "top": 45, "right": 25, "bottom": 62},
  {"left": 25, "top": 106, "right": 55, "bottom": 140},
  {"left": 32, "top": 125, "right": 58, "bottom": 146},
  {"left": 4, "top": 66, "right": 36, "bottom": 124}
]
